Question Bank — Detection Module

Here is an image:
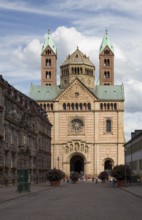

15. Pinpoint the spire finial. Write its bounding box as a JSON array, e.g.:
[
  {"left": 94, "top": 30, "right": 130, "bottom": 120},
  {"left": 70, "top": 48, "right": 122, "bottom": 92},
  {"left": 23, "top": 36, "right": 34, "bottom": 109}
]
[
  {"left": 105, "top": 29, "right": 108, "bottom": 35},
  {"left": 48, "top": 29, "right": 50, "bottom": 34}
]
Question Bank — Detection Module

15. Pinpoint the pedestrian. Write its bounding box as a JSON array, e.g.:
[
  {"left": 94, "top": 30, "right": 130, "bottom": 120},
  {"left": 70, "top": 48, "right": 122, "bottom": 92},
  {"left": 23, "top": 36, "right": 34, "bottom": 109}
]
[{"left": 95, "top": 177, "right": 98, "bottom": 184}]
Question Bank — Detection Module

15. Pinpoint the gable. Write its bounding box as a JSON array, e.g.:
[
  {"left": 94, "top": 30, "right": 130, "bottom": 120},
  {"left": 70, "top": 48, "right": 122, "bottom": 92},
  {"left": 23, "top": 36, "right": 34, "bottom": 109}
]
[
  {"left": 41, "top": 45, "right": 56, "bottom": 56},
  {"left": 56, "top": 78, "right": 97, "bottom": 102},
  {"left": 99, "top": 46, "right": 114, "bottom": 56}
]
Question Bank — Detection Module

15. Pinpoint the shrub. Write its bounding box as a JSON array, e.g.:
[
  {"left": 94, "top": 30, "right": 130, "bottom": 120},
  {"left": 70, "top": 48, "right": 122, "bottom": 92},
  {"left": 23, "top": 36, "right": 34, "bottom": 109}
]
[
  {"left": 70, "top": 172, "right": 80, "bottom": 181},
  {"left": 98, "top": 171, "right": 108, "bottom": 182},
  {"left": 111, "top": 165, "right": 131, "bottom": 181},
  {"left": 47, "top": 168, "right": 65, "bottom": 181}
]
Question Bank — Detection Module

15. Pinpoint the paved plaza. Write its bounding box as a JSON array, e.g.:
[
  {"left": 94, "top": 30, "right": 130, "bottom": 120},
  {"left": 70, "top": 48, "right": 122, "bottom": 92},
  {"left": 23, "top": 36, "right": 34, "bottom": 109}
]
[{"left": 0, "top": 181, "right": 142, "bottom": 220}]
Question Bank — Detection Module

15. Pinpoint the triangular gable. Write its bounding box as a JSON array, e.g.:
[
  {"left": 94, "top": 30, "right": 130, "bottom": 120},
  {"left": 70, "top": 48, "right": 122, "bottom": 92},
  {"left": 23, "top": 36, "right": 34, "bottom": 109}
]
[
  {"left": 99, "top": 45, "right": 114, "bottom": 56},
  {"left": 41, "top": 45, "right": 56, "bottom": 56},
  {"left": 55, "top": 78, "right": 98, "bottom": 102}
]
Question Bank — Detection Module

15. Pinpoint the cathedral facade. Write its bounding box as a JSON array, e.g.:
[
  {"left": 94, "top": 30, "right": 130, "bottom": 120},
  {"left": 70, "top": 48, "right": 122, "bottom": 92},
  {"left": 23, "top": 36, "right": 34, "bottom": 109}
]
[{"left": 29, "top": 31, "right": 125, "bottom": 177}]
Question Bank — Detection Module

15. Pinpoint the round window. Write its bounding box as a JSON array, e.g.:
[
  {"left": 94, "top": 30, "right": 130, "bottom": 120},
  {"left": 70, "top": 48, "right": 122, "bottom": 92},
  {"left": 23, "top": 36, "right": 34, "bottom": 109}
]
[{"left": 71, "top": 119, "right": 84, "bottom": 132}]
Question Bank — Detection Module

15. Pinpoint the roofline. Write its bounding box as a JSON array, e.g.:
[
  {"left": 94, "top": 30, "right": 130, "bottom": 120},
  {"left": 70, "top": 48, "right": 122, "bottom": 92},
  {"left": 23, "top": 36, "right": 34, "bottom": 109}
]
[{"left": 124, "top": 130, "right": 142, "bottom": 146}]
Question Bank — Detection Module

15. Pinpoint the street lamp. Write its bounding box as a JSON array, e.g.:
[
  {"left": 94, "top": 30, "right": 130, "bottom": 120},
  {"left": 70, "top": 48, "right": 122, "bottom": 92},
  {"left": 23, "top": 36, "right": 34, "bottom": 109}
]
[
  {"left": 57, "top": 157, "right": 60, "bottom": 169},
  {"left": 124, "top": 146, "right": 127, "bottom": 186}
]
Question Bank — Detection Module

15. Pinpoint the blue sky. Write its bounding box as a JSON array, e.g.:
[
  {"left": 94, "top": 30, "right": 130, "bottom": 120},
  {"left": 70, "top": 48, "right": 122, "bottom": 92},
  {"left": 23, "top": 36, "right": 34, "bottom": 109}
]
[{"left": 0, "top": 0, "right": 142, "bottom": 141}]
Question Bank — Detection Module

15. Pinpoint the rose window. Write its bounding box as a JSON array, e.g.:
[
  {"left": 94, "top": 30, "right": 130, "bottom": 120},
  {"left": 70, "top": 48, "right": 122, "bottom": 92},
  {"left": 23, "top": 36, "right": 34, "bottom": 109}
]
[{"left": 71, "top": 119, "right": 84, "bottom": 132}]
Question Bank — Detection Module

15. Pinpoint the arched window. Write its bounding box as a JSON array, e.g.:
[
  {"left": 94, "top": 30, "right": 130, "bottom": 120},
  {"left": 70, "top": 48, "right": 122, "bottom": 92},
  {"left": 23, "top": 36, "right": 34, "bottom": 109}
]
[
  {"left": 75, "top": 103, "right": 78, "bottom": 111},
  {"left": 46, "top": 71, "right": 51, "bottom": 79},
  {"left": 47, "top": 49, "right": 51, "bottom": 54},
  {"left": 100, "top": 103, "right": 103, "bottom": 110},
  {"left": 104, "top": 50, "right": 110, "bottom": 55},
  {"left": 83, "top": 103, "right": 86, "bottom": 110},
  {"left": 47, "top": 103, "right": 50, "bottom": 110},
  {"left": 114, "top": 103, "right": 117, "bottom": 110},
  {"left": 44, "top": 103, "right": 46, "bottom": 110},
  {"left": 67, "top": 103, "right": 70, "bottom": 110},
  {"left": 50, "top": 104, "right": 53, "bottom": 111},
  {"left": 106, "top": 119, "right": 112, "bottom": 132},
  {"left": 104, "top": 59, "right": 110, "bottom": 66},
  {"left": 46, "top": 59, "right": 51, "bottom": 66},
  {"left": 88, "top": 103, "right": 91, "bottom": 111},
  {"left": 104, "top": 103, "right": 106, "bottom": 110},
  {"left": 107, "top": 103, "right": 110, "bottom": 110},
  {"left": 80, "top": 103, "right": 82, "bottom": 111},
  {"left": 63, "top": 103, "right": 66, "bottom": 111},
  {"left": 71, "top": 103, "right": 74, "bottom": 111}
]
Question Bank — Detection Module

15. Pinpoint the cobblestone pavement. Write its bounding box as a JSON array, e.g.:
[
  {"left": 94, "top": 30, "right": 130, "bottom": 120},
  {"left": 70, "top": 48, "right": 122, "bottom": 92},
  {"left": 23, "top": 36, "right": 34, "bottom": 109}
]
[
  {"left": 0, "top": 182, "right": 50, "bottom": 203},
  {"left": 0, "top": 182, "right": 142, "bottom": 220}
]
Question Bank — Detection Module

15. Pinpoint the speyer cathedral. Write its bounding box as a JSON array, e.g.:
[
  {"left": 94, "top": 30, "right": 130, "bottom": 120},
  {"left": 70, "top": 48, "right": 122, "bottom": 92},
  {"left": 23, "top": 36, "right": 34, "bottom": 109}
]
[{"left": 29, "top": 31, "right": 125, "bottom": 178}]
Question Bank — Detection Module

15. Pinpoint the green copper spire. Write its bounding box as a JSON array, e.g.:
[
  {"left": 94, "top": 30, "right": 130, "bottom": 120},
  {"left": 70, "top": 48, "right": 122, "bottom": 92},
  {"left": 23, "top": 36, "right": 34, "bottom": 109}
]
[
  {"left": 41, "top": 30, "right": 57, "bottom": 54},
  {"left": 99, "top": 30, "right": 114, "bottom": 54}
]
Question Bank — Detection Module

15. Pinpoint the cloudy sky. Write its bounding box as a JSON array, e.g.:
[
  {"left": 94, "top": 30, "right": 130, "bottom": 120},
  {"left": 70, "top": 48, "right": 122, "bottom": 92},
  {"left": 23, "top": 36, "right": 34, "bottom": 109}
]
[{"left": 0, "top": 0, "right": 142, "bottom": 141}]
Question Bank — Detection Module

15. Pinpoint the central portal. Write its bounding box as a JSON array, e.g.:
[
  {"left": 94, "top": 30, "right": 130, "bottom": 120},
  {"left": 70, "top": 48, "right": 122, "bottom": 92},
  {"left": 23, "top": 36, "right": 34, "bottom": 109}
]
[{"left": 70, "top": 155, "right": 84, "bottom": 173}]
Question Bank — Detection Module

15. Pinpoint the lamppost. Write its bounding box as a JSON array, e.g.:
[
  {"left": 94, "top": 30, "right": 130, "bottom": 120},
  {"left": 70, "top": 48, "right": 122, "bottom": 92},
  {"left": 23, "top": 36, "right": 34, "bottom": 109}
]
[
  {"left": 124, "top": 146, "right": 127, "bottom": 186},
  {"left": 57, "top": 156, "right": 60, "bottom": 169}
]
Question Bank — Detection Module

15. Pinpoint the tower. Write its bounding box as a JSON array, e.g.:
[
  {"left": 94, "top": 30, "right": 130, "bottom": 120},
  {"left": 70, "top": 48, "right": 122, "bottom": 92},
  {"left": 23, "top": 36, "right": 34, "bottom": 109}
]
[
  {"left": 99, "top": 31, "right": 114, "bottom": 85},
  {"left": 41, "top": 30, "right": 57, "bottom": 86},
  {"left": 60, "top": 47, "right": 95, "bottom": 89}
]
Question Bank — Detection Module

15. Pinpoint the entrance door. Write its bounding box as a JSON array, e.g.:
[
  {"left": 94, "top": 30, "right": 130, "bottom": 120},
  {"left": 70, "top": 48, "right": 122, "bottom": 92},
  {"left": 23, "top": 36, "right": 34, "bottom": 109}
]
[
  {"left": 70, "top": 155, "right": 84, "bottom": 173},
  {"left": 104, "top": 160, "right": 112, "bottom": 170}
]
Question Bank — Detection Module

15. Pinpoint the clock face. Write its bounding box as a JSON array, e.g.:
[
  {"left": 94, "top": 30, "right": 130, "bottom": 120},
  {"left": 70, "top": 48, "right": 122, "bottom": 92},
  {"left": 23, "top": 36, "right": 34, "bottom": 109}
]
[{"left": 71, "top": 119, "right": 84, "bottom": 132}]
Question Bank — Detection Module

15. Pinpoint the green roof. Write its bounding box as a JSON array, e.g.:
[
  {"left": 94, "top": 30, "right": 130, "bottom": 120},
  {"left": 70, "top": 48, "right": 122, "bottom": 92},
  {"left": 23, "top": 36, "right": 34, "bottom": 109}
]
[
  {"left": 29, "top": 83, "right": 124, "bottom": 102},
  {"left": 29, "top": 84, "right": 62, "bottom": 101},
  {"left": 100, "top": 33, "right": 114, "bottom": 54},
  {"left": 41, "top": 30, "right": 57, "bottom": 54},
  {"left": 90, "top": 85, "right": 124, "bottom": 100}
]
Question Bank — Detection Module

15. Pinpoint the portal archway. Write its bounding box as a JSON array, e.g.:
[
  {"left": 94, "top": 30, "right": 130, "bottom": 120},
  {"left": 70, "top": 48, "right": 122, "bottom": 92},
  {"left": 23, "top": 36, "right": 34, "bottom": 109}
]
[
  {"left": 104, "top": 159, "right": 113, "bottom": 170},
  {"left": 70, "top": 155, "right": 84, "bottom": 173}
]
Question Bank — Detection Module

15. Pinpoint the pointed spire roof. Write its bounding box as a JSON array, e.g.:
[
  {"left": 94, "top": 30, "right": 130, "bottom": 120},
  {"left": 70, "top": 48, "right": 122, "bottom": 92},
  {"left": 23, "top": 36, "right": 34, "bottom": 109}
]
[
  {"left": 41, "top": 30, "right": 57, "bottom": 54},
  {"left": 61, "top": 47, "right": 94, "bottom": 67},
  {"left": 99, "top": 30, "right": 114, "bottom": 54}
]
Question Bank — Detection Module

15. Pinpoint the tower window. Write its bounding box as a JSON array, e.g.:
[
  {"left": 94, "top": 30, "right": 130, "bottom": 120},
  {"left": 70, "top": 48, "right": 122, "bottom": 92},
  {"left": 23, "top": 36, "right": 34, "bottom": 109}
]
[
  {"left": 104, "top": 50, "right": 110, "bottom": 55},
  {"left": 104, "top": 59, "right": 110, "bottom": 66},
  {"left": 106, "top": 119, "right": 112, "bottom": 132},
  {"left": 46, "top": 71, "right": 51, "bottom": 79},
  {"left": 104, "top": 71, "right": 110, "bottom": 78},
  {"left": 46, "top": 49, "right": 51, "bottom": 54},
  {"left": 46, "top": 59, "right": 51, "bottom": 66}
]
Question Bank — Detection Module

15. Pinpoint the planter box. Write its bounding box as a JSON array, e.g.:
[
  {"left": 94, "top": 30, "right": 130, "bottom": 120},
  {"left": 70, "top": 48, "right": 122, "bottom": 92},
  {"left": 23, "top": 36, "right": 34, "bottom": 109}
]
[
  {"left": 117, "top": 180, "right": 125, "bottom": 187},
  {"left": 50, "top": 180, "right": 60, "bottom": 186}
]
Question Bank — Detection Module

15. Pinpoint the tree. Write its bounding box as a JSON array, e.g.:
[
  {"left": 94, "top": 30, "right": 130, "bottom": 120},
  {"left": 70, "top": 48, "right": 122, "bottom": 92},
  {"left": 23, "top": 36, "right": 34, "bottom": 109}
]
[
  {"left": 98, "top": 171, "right": 108, "bottom": 182},
  {"left": 111, "top": 165, "right": 131, "bottom": 181}
]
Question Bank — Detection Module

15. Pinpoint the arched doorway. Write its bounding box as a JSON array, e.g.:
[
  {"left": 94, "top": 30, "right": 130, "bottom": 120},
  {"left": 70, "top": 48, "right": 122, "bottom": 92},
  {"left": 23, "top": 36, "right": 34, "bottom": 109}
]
[
  {"left": 104, "top": 160, "right": 112, "bottom": 170},
  {"left": 70, "top": 155, "right": 84, "bottom": 173}
]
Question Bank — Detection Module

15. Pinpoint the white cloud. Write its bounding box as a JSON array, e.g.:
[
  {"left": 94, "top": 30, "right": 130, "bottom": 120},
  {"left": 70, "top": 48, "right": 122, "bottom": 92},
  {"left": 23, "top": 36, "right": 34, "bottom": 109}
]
[{"left": 124, "top": 112, "right": 142, "bottom": 141}]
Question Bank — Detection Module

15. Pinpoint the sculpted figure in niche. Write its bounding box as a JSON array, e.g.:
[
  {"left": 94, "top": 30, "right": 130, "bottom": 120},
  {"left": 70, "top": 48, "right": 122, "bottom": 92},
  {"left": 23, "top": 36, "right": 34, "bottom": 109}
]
[
  {"left": 85, "top": 145, "right": 88, "bottom": 153},
  {"left": 65, "top": 146, "right": 69, "bottom": 154},
  {"left": 70, "top": 144, "right": 73, "bottom": 152},
  {"left": 75, "top": 142, "right": 79, "bottom": 151}
]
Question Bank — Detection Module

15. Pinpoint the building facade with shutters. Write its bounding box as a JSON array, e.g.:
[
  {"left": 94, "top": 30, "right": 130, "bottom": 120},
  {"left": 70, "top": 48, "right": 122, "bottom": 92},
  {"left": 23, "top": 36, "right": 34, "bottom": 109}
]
[
  {"left": 0, "top": 75, "right": 52, "bottom": 184},
  {"left": 29, "top": 31, "right": 125, "bottom": 178}
]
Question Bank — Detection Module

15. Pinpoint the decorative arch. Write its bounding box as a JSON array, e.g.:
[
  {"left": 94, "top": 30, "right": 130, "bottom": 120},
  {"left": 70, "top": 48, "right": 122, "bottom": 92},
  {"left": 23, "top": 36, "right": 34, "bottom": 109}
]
[{"left": 103, "top": 158, "right": 114, "bottom": 171}]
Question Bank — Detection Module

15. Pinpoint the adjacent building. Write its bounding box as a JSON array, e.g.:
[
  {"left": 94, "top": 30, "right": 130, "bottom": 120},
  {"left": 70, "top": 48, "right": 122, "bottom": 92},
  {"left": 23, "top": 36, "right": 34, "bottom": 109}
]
[
  {"left": 0, "top": 75, "right": 52, "bottom": 184},
  {"left": 124, "top": 130, "right": 142, "bottom": 180},
  {"left": 29, "top": 31, "right": 125, "bottom": 178}
]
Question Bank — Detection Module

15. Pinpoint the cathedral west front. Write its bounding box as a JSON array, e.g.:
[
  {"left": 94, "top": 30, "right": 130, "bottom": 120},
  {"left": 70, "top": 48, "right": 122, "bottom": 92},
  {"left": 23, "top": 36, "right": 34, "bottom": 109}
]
[{"left": 29, "top": 31, "right": 125, "bottom": 177}]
